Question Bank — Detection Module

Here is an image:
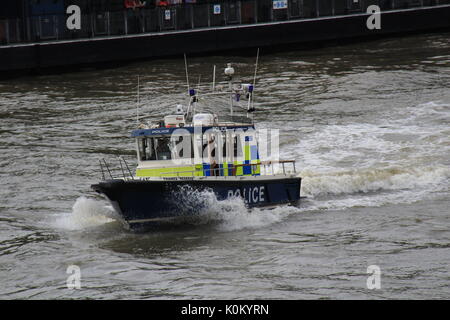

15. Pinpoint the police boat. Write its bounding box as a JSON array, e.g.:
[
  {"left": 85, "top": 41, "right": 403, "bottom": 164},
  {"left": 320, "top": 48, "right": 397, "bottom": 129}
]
[{"left": 91, "top": 63, "right": 302, "bottom": 230}]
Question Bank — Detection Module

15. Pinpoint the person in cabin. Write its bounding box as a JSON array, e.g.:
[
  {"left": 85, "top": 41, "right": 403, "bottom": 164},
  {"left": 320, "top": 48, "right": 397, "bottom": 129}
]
[{"left": 211, "top": 160, "right": 219, "bottom": 176}]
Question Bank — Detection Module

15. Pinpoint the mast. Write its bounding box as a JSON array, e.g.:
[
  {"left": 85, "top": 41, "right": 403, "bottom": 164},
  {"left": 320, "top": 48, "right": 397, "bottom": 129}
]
[{"left": 224, "top": 63, "right": 235, "bottom": 117}]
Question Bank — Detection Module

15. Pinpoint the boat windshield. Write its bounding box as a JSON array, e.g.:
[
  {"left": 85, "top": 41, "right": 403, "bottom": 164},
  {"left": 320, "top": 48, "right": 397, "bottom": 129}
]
[{"left": 138, "top": 137, "right": 172, "bottom": 161}]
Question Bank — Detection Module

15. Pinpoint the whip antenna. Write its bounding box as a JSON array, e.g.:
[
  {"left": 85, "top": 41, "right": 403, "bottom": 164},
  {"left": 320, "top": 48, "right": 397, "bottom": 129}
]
[
  {"left": 136, "top": 75, "right": 140, "bottom": 125},
  {"left": 212, "top": 65, "right": 216, "bottom": 91},
  {"left": 184, "top": 53, "right": 190, "bottom": 92},
  {"left": 248, "top": 49, "right": 260, "bottom": 122},
  {"left": 253, "top": 48, "right": 260, "bottom": 88}
]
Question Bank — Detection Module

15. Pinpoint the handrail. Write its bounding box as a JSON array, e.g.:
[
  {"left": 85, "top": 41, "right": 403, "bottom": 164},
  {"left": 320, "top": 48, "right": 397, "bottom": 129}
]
[
  {"left": 121, "top": 156, "right": 134, "bottom": 178},
  {"left": 159, "top": 160, "right": 297, "bottom": 178},
  {"left": 260, "top": 160, "right": 296, "bottom": 175},
  {"left": 99, "top": 157, "right": 297, "bottom": 180},
  {"left": 260, "top": 160, "right": 296, "bottom": 165},
  {"left": 99, "top": 157, "right": 136, "bottom": 180}
]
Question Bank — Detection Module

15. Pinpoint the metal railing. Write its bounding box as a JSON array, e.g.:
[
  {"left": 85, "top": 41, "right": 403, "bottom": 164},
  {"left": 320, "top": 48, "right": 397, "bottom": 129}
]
[
  {"left": 98, "top": 157, "right": 297, "bottom": 181},
  {"left": 261, "top": 160, "right": 297, "bottom": 175},
  {"left": 159, "top": 159, "right": 298, "bottom": 179},
  {"left": 1, "top": 0, "right": 448, "bottom": 46},
  {"left": 99, "top": 156, "right": 135, "bottom": 180}
]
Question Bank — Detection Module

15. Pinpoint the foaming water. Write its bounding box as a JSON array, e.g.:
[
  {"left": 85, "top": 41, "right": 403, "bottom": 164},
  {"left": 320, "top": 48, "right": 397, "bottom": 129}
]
[
  {"left": 171, "top": 187, "right": 299, "bottom": 231},
  {"left": 282, "top": 98, "right": 450, "bottom": 213},
  {"left": 301, "top": 166, "right": 450, "bottom": 198},
  {"left": 52, "top": 191, "right": 296, "bottom": 233},
  {"left": 194, "top": 192, "right": 296, "bottom": 232},
  {"left": 53, "top": 197, "right": 119, "bottom": 230}
]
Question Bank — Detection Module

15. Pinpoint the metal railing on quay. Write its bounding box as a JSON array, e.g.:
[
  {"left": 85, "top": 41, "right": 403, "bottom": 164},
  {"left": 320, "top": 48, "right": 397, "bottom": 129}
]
[{"left": 1, "top": 0, "right": 448, "bottom": 46}]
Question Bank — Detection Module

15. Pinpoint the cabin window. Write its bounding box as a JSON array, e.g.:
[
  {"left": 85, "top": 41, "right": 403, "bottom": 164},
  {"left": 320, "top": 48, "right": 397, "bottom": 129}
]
[
  {"left": 202, "top": 134, "right": 216, "bottom": 161},
  {"left": 138, "top": 138, "right": 147, "bottom": 161},
  {"left": 175, "top": 136, "right": 184, "bottom": 158},
  {"left": 138, "top": 137, "right": 172, "bottom": 161},
  {"left": 138, "top": 138, "right": 156, "bottom": 161},
  {"left": 170, "top": 135, "right": 194, "bottom": 159},
  {"left": 146, "top": 138, "right": 155, "bottom": 160},
  {"left": 222, "top": 132, "right": 227, "bottom": 158},
  {"left": 232, "top": 134, "right": 244, "bottom": 160},
  {"left": 154, "top": 137, "right": 172, "bottom": 160},
  {"left": 233, "top": 135, "right": 243, "bottom": 158}
]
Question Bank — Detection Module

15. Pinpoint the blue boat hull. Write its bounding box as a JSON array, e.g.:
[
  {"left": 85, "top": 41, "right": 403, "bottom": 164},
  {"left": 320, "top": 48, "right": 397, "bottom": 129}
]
[{"left": 91, "top": 177, "right": 301, "bottom": 230}]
